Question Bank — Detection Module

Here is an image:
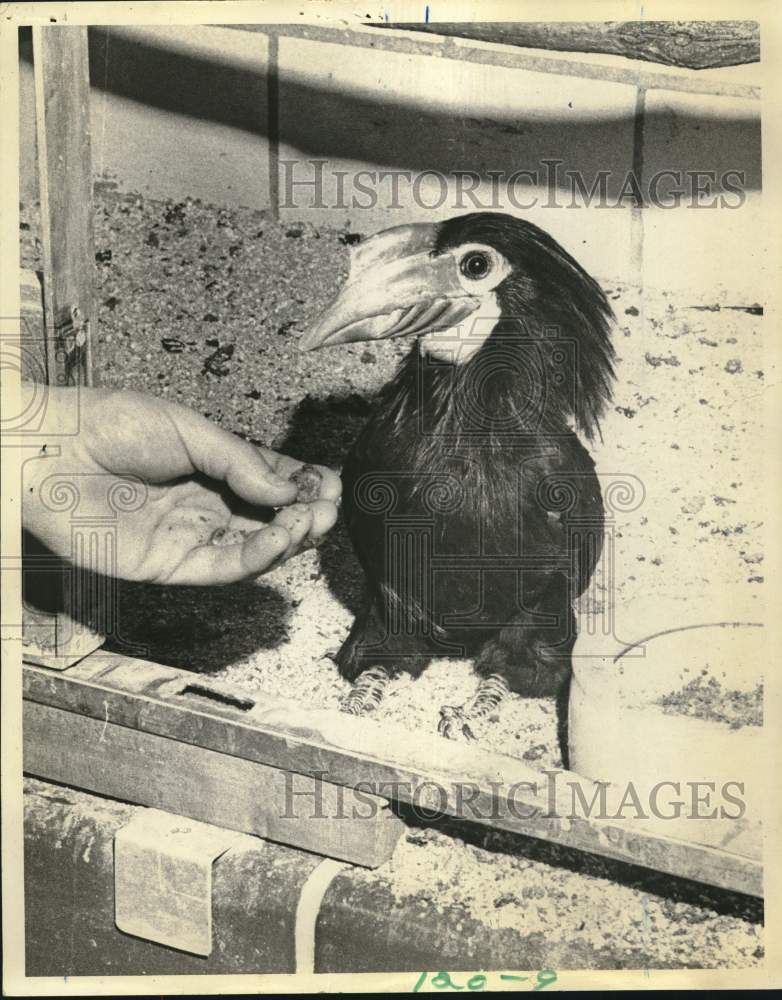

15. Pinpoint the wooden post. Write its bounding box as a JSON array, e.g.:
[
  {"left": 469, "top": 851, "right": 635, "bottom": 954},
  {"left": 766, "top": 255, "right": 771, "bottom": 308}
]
[
  {"left": 32, "top": 25, "right": 95, "bottom": 388},
  {"left": 24, "top": 28, "right": 104, "bottom": 667},
  {"left": 266, "top": 30, "right": 280, "bottom": 221}
]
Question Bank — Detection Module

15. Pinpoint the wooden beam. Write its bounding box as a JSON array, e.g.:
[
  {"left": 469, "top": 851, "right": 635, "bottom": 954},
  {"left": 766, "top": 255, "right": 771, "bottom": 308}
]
[
  {"left": 377, "top": 21, "right": 760, "bottom": 70},
  {"left": 32, "top": 25, "right": 95, "bottom": 388},
  {"left": 23, "top": 653, "right": 762, "bottom": 897},
  {"left": 24, "top": 701, "right": 404, "bottom": 868},
  {"left": 26, "top": 24, "right": 103, "bottom": 660},
  {"left": 232, "top": 24, "right": 760, "bottom": 100}
]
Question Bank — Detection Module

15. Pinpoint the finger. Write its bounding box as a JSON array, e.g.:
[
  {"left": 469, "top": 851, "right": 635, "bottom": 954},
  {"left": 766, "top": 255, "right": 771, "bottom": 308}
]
[
  {"left": 272, "top": 503, "right": 314, "bottom": 559},
  {"left": 309, "top": 465, "right": 342, "bottom": 503},
  {"left": 174, "top": 408, "right": 297, "bottom": 507},
  {"left": 231, "top": 499, "right": 337, "bottom": 543},
  {"left": 307, "top": 499, "right": 339, "bottom": 541},
  {"left": 228, "top": 513, "right": 279, "bottom": 534},
  {"left": 166, "top": 524, "right": 291, "bottom": 585},
  {"left": 258, "top": 449, "right": 342, "bottom": 503}
]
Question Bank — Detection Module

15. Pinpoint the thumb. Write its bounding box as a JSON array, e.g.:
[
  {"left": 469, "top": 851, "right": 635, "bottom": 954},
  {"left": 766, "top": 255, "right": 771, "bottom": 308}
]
[{"left": 173, "top": 406, "right": 297, "bottom": 507}]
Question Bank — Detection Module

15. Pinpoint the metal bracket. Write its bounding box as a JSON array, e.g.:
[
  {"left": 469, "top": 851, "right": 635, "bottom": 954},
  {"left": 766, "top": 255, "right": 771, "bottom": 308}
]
[
  {"left": 53, "top": 303, "right": 90, "bottom": 385},
  {"left": 114, "top": 809, "right": 245, "bottom": 956},
  {"left": 55, "top": 303, "right": 89, "bottom": 349}
]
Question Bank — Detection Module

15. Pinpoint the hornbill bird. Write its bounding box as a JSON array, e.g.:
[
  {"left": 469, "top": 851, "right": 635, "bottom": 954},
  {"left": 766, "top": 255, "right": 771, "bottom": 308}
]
[{"left": 302, "top": 212, "right": 615, "bottom": 742}]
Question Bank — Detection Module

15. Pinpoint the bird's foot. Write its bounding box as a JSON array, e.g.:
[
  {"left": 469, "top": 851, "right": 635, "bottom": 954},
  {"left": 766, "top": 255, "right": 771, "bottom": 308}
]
[
  {"left": 437, "top": 675, "right": 510, "bottom": 741},
  {"left": 437, "top": 704, "right": 477, "bottom": 741},
  {"left": 341, "top": 665, "right": 390, "bottom": 717},
  {"left": 342, "top": 691, "right": 372, "bottom": 716}
]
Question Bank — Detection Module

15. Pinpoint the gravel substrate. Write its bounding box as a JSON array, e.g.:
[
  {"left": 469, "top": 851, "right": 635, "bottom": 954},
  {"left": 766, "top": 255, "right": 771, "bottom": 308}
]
[
  {"left": 370, "top": 821, "right": 762, "bottom": 968},
  {"left": 19, "top": 189, "right": 767, "bottom": 966},
  {"left": 658, "top": 676, "right": 764, "bottom": 728}
]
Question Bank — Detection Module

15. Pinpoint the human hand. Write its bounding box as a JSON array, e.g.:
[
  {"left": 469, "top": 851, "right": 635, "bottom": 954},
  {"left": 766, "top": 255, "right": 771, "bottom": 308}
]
[{"left": 21, "top": 384, "right": 341, "bottom": 585}]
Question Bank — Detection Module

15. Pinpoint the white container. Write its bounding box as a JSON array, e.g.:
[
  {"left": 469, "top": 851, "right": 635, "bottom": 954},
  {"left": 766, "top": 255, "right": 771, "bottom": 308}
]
[{"left": 570, "top": 596, "right": 766, "bottom": 861}]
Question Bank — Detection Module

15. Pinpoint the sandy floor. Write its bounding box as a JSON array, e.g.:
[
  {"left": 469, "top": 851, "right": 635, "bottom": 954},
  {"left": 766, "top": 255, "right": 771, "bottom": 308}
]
[
  {"left": 367, "top": 821, "right": 762, "bottom": 968},
  {"left": 19, "top": 190, "right": 767, "bottom": 966}
]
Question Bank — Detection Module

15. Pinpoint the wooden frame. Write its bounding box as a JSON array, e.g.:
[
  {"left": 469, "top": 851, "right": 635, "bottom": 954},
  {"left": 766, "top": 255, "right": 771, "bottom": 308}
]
[
  {"left": 375, "top": 21, "right": 761, "bottom": 71},
  {"left": 21, "top": 23, "right": 763, "bottom": 902},
  {"left": 235, "top": 22, "right": 761, "bottom": 100},
  {"left": 22, "top": 652, "right": 762, "bottom": 896}
]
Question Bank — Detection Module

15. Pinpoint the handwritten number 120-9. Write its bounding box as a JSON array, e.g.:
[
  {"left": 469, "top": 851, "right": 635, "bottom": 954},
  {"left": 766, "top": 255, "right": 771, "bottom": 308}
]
[{"left": 412, "top": 970, "right": 558, "bottom": 991}]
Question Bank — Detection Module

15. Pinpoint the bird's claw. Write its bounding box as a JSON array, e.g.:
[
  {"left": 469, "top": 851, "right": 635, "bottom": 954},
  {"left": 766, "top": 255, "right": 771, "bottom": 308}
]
[
  {"left": 438, "top": 704, "right": 477, "bottom": 741},
  {"left": 341, "top": 692, "right": 374, "bottom": 716}
]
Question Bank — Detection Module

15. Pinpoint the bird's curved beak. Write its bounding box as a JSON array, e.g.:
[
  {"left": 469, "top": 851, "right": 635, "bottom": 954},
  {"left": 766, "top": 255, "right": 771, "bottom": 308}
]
[{"left": 300, "top": 223, "right": 481, "bottom": 351}]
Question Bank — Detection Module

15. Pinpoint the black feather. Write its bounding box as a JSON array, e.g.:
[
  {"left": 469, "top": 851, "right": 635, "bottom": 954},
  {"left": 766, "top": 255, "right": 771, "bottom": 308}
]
[
  {"left": 435, "top": 212, "right": 616, "bottom": 440},
  {"left": 337, "top": 213, "right": 615, "bottom": 703}
]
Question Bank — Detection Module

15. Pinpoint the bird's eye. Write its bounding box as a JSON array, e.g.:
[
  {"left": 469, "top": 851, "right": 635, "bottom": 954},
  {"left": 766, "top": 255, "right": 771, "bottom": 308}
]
[{"left": 460, "top": 251, "right": 492, "bottom": 281}]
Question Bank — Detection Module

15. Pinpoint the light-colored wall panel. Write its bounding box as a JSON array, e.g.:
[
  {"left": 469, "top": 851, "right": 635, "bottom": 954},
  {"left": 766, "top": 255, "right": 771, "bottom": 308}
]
[
  {"left": 20, "top": 26, "right": 271, "bottom": 209},
  {"left": 18, "top": 25, "right": 761, "bottom": 296},
  {"left": 641, "top": 89, "right": 762, "bottom": 298},
  {"left": 276, "top": 35, "right": 639, "bottom": 282}
]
